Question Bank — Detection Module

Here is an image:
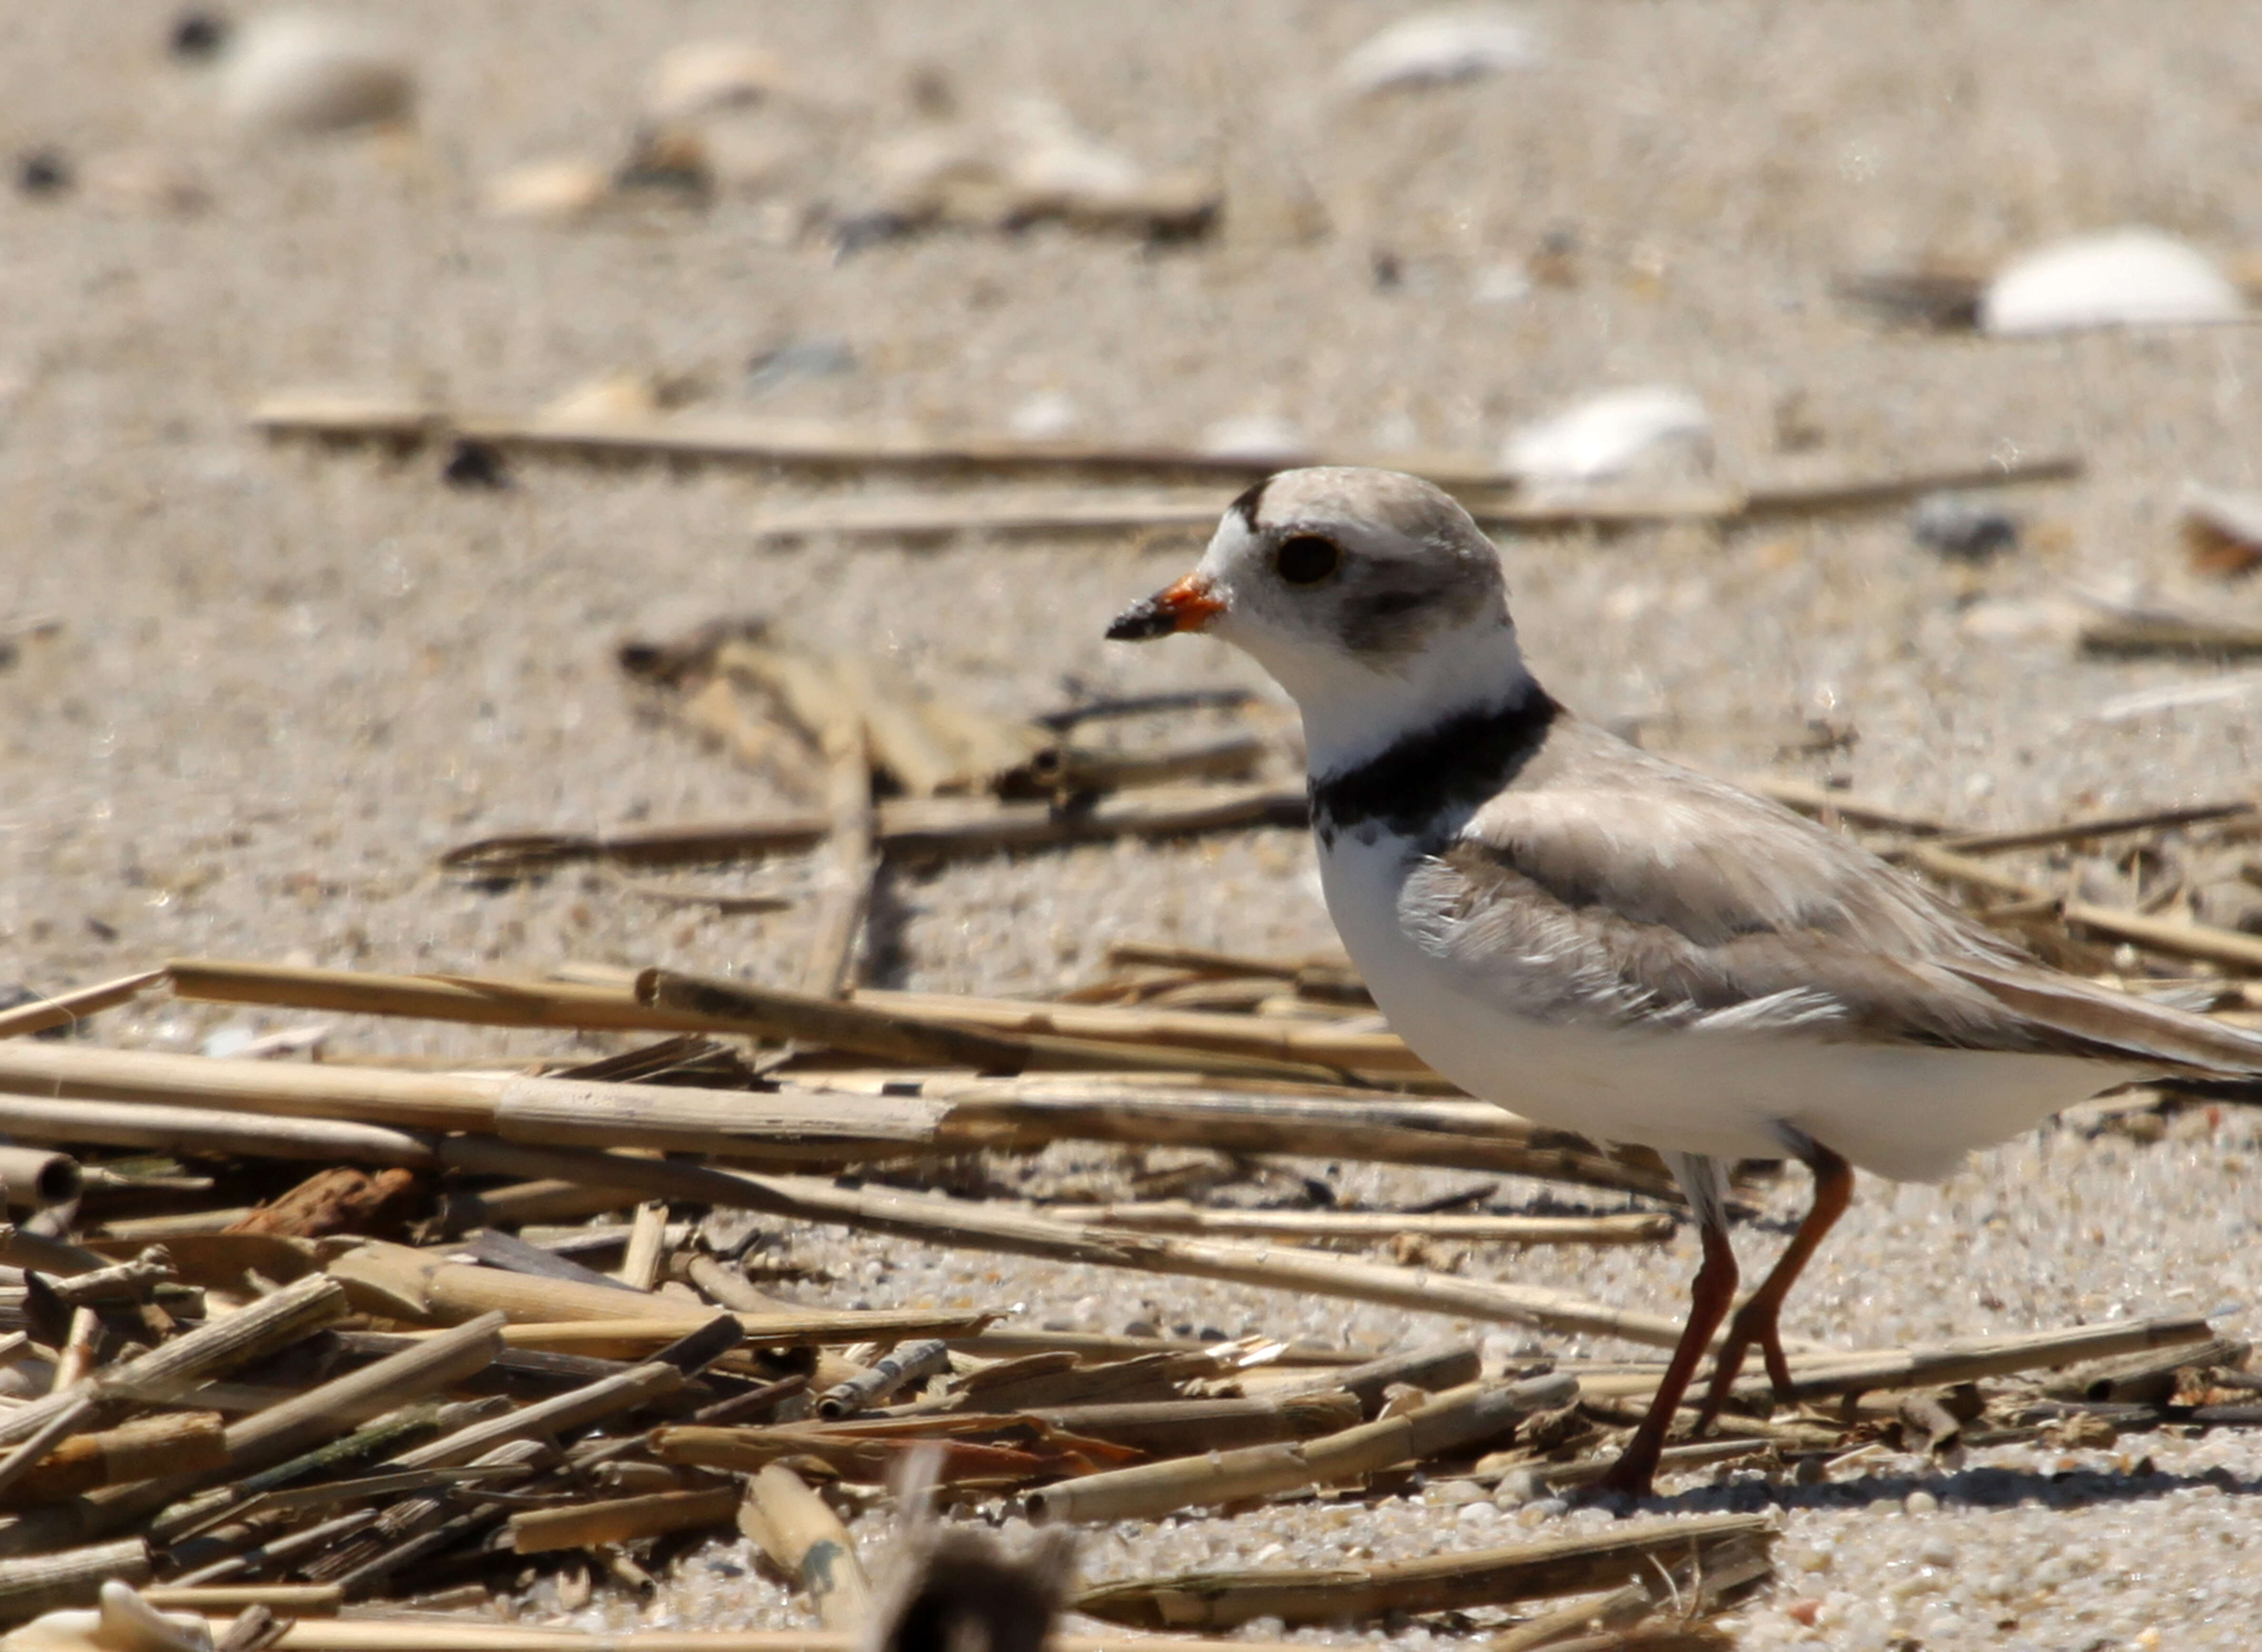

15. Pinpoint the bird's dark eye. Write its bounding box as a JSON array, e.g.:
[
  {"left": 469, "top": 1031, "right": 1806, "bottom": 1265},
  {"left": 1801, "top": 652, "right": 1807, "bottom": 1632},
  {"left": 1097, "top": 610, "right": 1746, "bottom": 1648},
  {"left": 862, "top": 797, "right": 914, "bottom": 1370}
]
[{"left": 1274, "top": 534, "right": 1341, "bottom": 585}]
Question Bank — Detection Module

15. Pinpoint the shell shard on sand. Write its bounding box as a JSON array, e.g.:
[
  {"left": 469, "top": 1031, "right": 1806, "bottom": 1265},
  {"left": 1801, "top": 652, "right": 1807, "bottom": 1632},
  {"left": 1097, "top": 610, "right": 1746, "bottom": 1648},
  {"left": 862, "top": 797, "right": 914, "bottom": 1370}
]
[
  {"left": 1980, "top": 229, "right": 2244, "bottom": 336},
  {"left": 483, "top": 158, "right": 612, "bottom": 220},
  {"left": 1338, "top": 8, "right": 1539, "bottom": 95},
  {"left": 642, "top": 40, "right": 787, "bottom": 126},
  {"left": 1500, "top": 386, "right": 1714, "bottom": 485},
  {"left": 221, "top": 10, "right": 414, "bottom": 136}
]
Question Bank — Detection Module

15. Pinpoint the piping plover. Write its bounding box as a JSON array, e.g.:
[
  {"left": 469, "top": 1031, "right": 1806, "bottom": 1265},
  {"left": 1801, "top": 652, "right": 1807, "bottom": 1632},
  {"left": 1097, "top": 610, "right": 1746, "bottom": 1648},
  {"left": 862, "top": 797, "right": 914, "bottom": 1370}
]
[{"left": 1107, "top": 465, "right": 2262, "bottom": 1499}]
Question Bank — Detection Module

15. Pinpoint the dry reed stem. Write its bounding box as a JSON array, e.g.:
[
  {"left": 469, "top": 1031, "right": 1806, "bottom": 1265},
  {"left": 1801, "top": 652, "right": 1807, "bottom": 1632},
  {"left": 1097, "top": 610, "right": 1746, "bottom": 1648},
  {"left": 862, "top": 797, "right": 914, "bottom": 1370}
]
[
  {"left": 226, "top": 1624, "right": 1304, "bottom": 1652},
  {"left": 740, "top": 1465, "right": 872, "bottom": 1631},
  {"left": 0, "top": 1536, "right": 154, "bottom": 1621},
  {"left": 804, "top": 718, "right": 877, "bottom": 999},
  {"left": 1073, "top": 1513, "right": 1773, "bottom": 1629},
  {"left": 1025, "top": 1374, "right": 1576, "bottom": 1523},
  {"left": 440, "top": 783, "right": 1310, "bottom": 878},
  {"left": 430, "top": 1143, "right": 1696, "bottom": 1347},
  {"left": 0, "top": 972, "right": 165, "bottom": 1040},
  {"left": 509, "top": 1487, "right": 742, "bottom": 1555},
  {"left": 1036, "top": 1204, "right": 1671, "bottom": 1246},
  {"left": 642, "top": 969, "right": 1365, "bottom": 1085},
  {"left": 735, "top": 455, "right": 2079, "bottom": 542}
]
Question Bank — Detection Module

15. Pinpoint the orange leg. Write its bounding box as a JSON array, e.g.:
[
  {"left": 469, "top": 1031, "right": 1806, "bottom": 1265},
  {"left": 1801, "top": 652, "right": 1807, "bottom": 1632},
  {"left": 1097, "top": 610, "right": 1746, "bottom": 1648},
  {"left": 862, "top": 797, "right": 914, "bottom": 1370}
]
[
  {"left": 1594, "top": 1216, "right": 1738, "bottom": 1500},
  {"left": 1695, "top": 1143, "right": 1855, "bottom": 1428}
]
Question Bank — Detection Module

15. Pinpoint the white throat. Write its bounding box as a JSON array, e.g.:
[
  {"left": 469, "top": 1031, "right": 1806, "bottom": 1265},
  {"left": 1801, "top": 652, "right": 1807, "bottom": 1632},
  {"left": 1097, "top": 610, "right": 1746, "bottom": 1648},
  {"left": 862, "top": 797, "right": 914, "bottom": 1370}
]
[{"left": 1238, "top": 617, "right": 1537, "bottom": 777}]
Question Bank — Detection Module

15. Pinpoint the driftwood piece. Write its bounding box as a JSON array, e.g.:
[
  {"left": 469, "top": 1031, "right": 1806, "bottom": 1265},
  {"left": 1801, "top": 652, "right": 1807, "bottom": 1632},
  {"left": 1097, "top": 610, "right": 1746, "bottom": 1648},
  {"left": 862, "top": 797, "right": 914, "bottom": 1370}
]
[
  {"left": 0, "top": 1537, "right": 155, "bottom": 1622},
  {"left": 0, "top": 1412, "right": 228, "bottom": 1509},
  {"left": 1074, "top": 1513, "right": 1773, "bottom": 1629},
  {"left": 227, "top": 1169, "right": 420, "bottom": 1239}
]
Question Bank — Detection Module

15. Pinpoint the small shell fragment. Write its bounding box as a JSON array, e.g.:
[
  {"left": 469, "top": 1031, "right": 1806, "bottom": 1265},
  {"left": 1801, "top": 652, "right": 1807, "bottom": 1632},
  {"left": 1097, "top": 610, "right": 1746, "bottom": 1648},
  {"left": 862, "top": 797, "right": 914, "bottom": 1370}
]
[
  {"left": 0, "top": 1582, "right": 213, "bottom": 1652},
  {"left": 861, "top": 98, "right": 1217, "bottom": 238},
  {"left": 1980, "top": 229, "right": 2243, "bottom": 336},
  {"left": 222, "top": 10, "right": 415, "bottom": 136},
  {"left": 483, "top": 158, "right": 612, "bottom": 220},
  {"left": 1501, "top": 386, "right": 1713, "bottom": 486},
  {"left": 643, "top": 40, "right": 786, "bottom": 126},
  {"left": 2178, "top": 482, "right": 2262, "bottom": 578},
  {"left": 1338, "top": 8, "right": 1538, "bottom": 96},
  {"left": 1198, "top": 415, "right": 1310, "bottom": 465}
]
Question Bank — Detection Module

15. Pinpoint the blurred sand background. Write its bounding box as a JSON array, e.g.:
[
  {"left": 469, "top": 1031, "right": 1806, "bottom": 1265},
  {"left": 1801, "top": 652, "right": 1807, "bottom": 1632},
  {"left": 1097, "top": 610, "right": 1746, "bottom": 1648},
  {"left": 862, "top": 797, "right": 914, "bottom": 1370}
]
[{"left": 6, "top": 3, "right": 2262, "bottom": 1647}]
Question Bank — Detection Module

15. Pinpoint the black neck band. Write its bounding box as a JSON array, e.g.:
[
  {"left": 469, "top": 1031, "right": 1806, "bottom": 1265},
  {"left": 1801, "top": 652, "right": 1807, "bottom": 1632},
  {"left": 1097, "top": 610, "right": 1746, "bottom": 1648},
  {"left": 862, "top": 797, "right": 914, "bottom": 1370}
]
[{"left": 1310, "top": 689, "right": 1559, "bottom": 847}]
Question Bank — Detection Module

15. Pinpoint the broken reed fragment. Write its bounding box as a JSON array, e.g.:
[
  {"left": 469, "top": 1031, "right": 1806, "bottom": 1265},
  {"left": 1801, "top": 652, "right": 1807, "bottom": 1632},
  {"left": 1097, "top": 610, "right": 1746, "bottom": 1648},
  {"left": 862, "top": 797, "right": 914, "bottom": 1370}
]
[
  {"left": 638, "top": 967, "right": 1364, "bottom": 1085},
  {"left": 814, "top": 1339, "right": 949, "bottom": 1418},
  {"left": 507, "top": 1487, "right": 741, "bottom": 1555},
  {"left": 249, "top": 390, "right": 2076, "bottom": 529},
  {"left": 739, "top": 1465, "right": 872, "bottom": 1631},
  {"left": 1073, "top": 1513, "right": 1774, "bottom": 1629},
  {"left": 1024, "top": 1373, "right": 1576, "bottom": 1524},
  {"left": 0, "top": 972, "right": 165, "bottom": 1041},
  {"left": 440, "top": 782, "right": 1311, "bottom": 879},
  {"left": 431, "top": 1143, "right": 1696, "bottom": 1346}
]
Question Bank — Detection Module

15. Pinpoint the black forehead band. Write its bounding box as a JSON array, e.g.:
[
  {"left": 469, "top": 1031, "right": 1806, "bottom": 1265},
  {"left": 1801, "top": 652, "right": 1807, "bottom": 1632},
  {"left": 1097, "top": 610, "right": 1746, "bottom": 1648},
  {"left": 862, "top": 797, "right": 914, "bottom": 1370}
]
[{"left": 1227, "top": 475, "right": 1273, "bottom": 531}]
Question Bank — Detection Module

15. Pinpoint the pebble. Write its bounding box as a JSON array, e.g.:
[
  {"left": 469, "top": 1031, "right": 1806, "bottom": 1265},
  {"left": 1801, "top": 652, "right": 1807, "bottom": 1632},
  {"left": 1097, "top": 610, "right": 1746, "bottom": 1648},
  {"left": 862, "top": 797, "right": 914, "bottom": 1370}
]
[
  {"left": 1909, "top": 493, "right": 2020, "bottom": 561},
  {"left": 1904, "top": 1489, "right": 1939, "bottom": 1514}
]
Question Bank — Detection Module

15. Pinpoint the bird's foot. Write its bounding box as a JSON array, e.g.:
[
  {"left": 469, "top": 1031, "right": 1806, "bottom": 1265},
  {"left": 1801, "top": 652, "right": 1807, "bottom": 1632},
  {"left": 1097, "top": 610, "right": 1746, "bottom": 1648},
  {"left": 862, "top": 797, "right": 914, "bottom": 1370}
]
[{"left": 1582, "top": 1446, "right": 1658, "bottom": 1506}]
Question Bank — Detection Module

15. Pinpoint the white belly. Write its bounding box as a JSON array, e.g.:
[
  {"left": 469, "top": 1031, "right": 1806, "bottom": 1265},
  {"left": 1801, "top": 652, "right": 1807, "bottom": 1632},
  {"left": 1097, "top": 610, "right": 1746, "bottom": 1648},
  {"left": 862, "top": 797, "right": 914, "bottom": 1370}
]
[{"left": 1318, "top": 834, "right": 2130, "bottom": 1181}]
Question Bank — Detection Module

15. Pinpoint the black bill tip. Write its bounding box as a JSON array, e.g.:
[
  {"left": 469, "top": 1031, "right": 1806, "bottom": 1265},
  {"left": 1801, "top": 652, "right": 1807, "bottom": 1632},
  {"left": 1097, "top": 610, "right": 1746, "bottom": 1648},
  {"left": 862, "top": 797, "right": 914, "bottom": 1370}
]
[{"left": 1105, "top": 597, "right": 1175, "bottom": 642}]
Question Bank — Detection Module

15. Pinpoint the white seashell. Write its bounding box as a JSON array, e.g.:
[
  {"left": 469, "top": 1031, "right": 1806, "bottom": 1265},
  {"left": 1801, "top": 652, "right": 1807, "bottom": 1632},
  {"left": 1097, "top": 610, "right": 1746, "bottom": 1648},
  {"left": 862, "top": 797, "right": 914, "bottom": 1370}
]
[
  {"left": 223, "top": 11, "right": 414, "bottom": 136},
  {"left": 1501, "top": 386, "right": 1713, "bottom": 485},
  {"left": 541, "top": 374, "right": 666, "bottom": 424},
  {"left": 1338, "top": 8, "right": 1538, "bottom": 96},
  {"left": 0, "top": 1583, "right": 213, "bottom": 1652},
  {"left": 1007, "top": 392, "right": 1080, "bottom": 441},
  {"left": 865, "top": 99, "right": 1215, "bottom": 236},
  {"left": 1980, "top": 228, "right": 2243, "bottom": 336},
  {"left": 1198, "top": 415, "right": 1310, "bottom": 465},
  {"left": 643, "top": 40, "right": 785, "bottom": 126},
  {"left": 483, "top": 158, "right": 611, "bottom": 220}
]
